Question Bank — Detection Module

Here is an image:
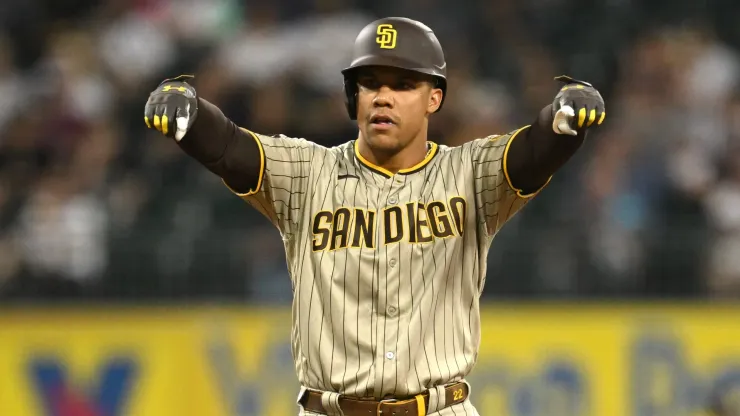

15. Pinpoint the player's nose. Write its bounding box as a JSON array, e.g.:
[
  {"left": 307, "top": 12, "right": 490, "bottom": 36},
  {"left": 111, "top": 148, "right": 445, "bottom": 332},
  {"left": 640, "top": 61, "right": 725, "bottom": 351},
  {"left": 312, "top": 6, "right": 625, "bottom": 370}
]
[{"left": 372, "top": 85, "right": 395, "bottom": 108}]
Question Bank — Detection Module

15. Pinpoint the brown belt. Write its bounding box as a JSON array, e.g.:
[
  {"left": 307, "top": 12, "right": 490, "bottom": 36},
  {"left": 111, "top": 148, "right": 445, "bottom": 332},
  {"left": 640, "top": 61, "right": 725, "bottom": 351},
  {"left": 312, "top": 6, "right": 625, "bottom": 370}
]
[{"left": 300, "top": 382, "right": 468, "bottom": 416}]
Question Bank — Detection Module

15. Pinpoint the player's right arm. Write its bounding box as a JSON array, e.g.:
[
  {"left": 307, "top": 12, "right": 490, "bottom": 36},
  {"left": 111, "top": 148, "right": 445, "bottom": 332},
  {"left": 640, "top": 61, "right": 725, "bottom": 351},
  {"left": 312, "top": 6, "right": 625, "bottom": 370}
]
[{"left": 143, "top": 75, "right": 324, "bottom": 234}]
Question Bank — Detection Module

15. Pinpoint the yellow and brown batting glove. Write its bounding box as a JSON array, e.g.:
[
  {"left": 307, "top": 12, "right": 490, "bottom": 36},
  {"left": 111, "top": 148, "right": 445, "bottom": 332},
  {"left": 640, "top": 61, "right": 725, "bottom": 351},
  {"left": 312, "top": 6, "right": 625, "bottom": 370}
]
[
  {"left": 144, "top": 75, "right": 198, "bottom": 142},
  {"left": 551, "top": 75, "right": 606, "bottom": 136}
]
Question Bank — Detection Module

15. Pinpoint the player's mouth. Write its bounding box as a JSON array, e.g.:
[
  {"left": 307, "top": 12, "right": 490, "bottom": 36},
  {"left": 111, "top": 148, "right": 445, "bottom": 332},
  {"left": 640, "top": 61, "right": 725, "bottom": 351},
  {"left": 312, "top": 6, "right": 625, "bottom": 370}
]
[{"left": 370, "top": 114, "right": 396, "bottom": 130}]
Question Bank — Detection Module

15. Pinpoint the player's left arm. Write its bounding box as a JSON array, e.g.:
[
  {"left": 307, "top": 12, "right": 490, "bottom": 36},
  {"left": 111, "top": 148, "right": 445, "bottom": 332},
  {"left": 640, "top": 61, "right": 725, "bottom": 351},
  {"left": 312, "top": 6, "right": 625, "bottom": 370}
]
[
  {"left": 505, "top": 75, "right": 606, "bottom": 195},
  {"left": 470, "top": 75, "right": 605, "bottom": 235}
]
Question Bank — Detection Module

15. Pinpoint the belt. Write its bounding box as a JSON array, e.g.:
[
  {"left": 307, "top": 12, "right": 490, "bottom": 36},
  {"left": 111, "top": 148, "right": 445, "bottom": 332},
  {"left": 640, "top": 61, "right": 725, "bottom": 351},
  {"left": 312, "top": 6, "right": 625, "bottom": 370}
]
[{"left": 299, "top": 382, "right": 468, "bottom": 416}]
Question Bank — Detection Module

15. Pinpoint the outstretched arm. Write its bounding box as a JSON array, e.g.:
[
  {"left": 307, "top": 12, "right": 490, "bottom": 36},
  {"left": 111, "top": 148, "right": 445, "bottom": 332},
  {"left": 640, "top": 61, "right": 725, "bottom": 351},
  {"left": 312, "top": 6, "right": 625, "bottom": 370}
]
[
  {"left": 143, "top": 75, "right": 262, "bottom": 194},
  {"left": 143, "top": 75, "right": 327, "bottom": 235},
  {"left": 505, "top": 76, "right": 606, "bottom": 194},
  {"left": 469, "top": 76, "right": 606, "bottom": 236}
]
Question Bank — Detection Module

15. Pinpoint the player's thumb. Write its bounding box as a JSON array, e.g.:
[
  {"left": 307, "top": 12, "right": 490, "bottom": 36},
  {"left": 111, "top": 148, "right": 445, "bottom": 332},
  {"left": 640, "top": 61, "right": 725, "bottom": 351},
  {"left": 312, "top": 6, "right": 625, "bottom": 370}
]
[
  {"left": 174, "top": 104, "right": 192, "bottom": 142},
  {"left": 553, "top": 105, "right": 577, "bottom": 136}
]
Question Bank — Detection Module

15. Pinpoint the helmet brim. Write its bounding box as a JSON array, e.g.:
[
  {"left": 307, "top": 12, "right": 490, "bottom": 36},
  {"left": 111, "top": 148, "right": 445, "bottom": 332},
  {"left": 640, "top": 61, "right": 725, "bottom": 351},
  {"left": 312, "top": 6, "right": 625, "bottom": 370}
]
[{"left": 341, "top": 55, "right": 446, "bottom": 80}]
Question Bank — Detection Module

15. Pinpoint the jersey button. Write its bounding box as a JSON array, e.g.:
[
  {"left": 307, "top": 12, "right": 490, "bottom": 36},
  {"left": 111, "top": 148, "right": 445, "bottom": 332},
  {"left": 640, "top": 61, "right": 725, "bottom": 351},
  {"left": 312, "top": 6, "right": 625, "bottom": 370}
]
[
  {"left": 385, "top": 351, "right": 395, "bottom": 360},
  {"left": 387, "top": 306, "right": 397, "bottom": 316},
  {"left": 388, "top": 196, "right": 398, "bottom": 204},
  {"left": 389, "top": 258, "right": 397, "bottom": 268}
]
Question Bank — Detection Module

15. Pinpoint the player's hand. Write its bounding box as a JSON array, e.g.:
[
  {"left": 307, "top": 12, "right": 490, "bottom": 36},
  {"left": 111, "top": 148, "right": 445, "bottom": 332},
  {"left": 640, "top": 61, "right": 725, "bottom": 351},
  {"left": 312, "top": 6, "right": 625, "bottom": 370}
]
[
  {"left": 551, "top": 75, "right": 605, "bottom": 136},
  {"left": 144, "top": 75, "right": 198, "bottom": 142}
]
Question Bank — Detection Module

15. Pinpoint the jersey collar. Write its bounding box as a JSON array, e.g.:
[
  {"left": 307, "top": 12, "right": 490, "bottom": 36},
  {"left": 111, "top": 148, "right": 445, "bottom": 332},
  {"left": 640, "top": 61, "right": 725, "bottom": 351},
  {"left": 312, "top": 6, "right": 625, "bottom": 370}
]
[{"left": 354, "top": 140, "right": 438, "bottom": 178}]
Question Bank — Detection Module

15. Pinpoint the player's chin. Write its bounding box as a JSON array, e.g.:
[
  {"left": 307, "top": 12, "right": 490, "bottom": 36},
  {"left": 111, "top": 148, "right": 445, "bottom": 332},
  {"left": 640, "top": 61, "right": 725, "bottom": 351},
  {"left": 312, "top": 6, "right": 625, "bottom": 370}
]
[{"left": 365, "top": 130, "right": 403, "bottom": 152}]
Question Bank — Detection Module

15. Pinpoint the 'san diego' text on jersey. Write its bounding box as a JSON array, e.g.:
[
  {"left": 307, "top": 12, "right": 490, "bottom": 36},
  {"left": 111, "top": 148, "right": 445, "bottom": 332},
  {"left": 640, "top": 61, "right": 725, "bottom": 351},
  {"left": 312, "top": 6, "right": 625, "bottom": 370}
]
[{"left": 311, "top": 196, "right": 467, "bottom": 251}]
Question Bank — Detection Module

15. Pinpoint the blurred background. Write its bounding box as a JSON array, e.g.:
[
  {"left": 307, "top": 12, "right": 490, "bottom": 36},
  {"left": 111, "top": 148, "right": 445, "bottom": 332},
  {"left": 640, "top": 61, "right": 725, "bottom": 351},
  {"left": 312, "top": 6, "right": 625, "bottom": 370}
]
[
  {"left": 0, "top": 0, "right": 739, "bottom": 415},
  {"left": 3, "top": 0, "right": 740, "bottom": 302}
]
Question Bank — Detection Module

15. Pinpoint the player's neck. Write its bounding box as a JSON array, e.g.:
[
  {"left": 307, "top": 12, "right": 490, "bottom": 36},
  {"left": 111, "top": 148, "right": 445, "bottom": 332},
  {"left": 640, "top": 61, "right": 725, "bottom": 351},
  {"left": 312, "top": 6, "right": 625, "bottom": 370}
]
[{"left": 357, "top": 133, "right": 430, "bottom": 175}]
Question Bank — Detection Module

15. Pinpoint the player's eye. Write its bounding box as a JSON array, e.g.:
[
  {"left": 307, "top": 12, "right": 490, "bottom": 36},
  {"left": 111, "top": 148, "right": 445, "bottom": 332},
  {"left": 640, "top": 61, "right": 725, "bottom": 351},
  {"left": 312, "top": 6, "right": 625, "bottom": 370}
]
[
  {"left": 358, "top": 77, "right": 381, "bottom": 90},
  {"left": 400, "top": 80, "right": 417, "bottom": 90},
  {"left": 390, "top": 80, "right": 416, "bottom": 90}
]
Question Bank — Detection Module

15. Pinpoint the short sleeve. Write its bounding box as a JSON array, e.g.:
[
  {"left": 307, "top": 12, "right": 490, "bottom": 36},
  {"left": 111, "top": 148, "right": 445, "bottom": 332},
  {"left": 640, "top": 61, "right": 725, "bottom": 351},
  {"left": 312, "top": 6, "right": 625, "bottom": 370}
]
[
  {"left": 470, "top": 126, "right": 550, "bottom": 236},
  {"left": 224, "top": 129, "right": 329, "bottom": 235}
]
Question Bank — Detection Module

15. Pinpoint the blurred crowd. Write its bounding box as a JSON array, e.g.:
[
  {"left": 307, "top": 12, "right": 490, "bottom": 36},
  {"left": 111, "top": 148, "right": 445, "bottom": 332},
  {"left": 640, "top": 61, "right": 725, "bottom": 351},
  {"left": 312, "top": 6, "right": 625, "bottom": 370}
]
[{"left": 1, "top": 0, "right": 740, "bottom": 303}]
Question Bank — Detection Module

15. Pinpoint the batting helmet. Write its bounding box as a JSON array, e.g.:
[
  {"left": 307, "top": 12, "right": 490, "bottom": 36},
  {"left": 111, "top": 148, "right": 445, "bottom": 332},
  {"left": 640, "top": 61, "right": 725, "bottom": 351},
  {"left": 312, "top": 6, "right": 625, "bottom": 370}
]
[{"left": 342, "top": 17, "right": 448, "bottom": 120}]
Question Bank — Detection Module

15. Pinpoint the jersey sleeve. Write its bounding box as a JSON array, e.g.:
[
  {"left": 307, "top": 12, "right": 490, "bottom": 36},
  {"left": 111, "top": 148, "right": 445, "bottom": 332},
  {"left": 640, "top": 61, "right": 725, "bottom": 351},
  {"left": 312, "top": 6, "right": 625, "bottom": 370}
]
[
  {"left": 223, "top": 129, "right": 329, "bottom": 235},
  {"left": 470, "top": 125, "right": 551, "bottom": 236}
]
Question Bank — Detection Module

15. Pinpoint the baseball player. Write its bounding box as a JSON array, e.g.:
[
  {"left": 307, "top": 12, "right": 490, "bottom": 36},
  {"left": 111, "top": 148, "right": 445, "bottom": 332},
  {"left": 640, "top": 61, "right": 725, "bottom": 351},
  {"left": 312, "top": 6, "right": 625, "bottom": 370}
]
[{"left": 144, "top": 16, "right": 605, "bottom": 416}]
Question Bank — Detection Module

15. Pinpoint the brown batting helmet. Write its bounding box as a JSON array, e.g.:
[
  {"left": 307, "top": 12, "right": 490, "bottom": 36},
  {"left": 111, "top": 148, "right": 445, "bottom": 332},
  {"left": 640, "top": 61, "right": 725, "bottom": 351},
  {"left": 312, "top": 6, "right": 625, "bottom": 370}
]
[{"left": 342, "top": 17, "right": 448, "bottom": 120}]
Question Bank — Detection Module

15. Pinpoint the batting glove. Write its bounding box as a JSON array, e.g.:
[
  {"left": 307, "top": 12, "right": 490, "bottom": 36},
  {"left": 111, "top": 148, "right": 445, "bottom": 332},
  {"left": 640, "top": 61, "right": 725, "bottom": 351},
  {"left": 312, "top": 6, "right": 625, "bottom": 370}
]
[
  {"left": 144, "top": 75, "right": 198, "bottom": 142},
  {"left": 551, "top": 75, "right": 606, "bottom": 136}
]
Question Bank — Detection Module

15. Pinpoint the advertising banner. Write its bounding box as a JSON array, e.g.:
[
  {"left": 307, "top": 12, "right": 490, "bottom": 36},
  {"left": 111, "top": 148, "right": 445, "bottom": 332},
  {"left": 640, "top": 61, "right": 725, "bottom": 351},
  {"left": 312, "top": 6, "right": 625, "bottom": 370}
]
[{"left": 0, "top": 305, "right": 738, "bottom": 416}]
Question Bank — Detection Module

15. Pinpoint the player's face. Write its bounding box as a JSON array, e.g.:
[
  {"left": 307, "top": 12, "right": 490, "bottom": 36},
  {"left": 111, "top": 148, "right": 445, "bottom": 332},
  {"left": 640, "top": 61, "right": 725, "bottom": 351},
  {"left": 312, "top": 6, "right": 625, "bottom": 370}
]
[{"left": 355, "top": 66, "right": 443, "bottom": 153}]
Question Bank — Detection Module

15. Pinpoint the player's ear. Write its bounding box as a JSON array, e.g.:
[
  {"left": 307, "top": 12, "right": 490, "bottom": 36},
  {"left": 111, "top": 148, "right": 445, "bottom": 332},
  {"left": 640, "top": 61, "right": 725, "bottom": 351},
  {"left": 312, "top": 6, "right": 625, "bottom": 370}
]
[{"left": 427, "top": 85, "right": 443, "bottom": 114}]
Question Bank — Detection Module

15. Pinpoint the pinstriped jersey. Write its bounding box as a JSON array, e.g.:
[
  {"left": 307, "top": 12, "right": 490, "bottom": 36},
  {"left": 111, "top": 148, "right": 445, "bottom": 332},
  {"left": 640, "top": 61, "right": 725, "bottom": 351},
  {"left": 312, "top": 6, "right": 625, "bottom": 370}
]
[{"left": 225, "top": 126, "right": 545, "bottom": 399}]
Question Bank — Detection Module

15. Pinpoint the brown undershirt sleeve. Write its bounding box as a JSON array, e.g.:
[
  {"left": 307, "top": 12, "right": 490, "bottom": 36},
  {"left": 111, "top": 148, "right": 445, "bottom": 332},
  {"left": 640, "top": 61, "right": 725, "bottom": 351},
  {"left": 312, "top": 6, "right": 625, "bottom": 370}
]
[
  {"left": 506, "top": 104, "right": 587, "bottom": 194},
  {"left": 176, "top": 98, "right": 262, "bottom": 194}
]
